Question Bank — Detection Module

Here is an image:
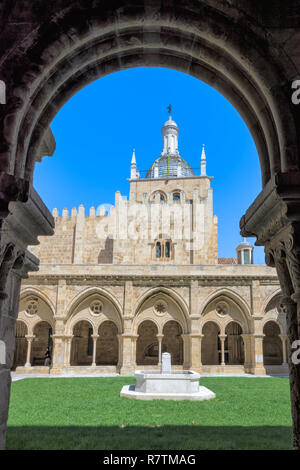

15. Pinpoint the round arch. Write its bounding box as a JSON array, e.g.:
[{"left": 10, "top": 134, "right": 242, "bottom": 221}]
[
  {"left": 149, "top": 190, "right": 168, "bottom": 202},
  {"left": 2, "top": 2, "right": 298, "bottom": 192},
  {"left": 70, "top": 319, "right": 94, "bottom": 366},
  {"left": 31, "top": 321, "right": 53, "bottom": 366},
  {"left": 96, "top": 321, "right": 119, "bottom": 366},
  {"left": 263, "top": 320, "right": 283, "bottom": 366},
  {"left": 136, "top": 320, "right": 159, "bottom": 366},
  {"left": 201, "top": 321, "right": 220, "bottom": 366},
  {"left": 162, "top": 320, "right": 184, "bottom": 366},
  {"left": 224, "top": 321, "right": 245, "bottom": 365}
]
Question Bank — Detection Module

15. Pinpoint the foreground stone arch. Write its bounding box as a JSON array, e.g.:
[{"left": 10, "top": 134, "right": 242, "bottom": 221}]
[
  {"left": 0, "top": 0, "right": 300, "bottom": 450},
  {"left": 1, "top": 2, "right": 298, "bottom": 190}
]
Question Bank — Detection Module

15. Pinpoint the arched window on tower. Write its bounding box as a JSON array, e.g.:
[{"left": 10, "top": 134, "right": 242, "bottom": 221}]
[
  {"left": 173, "top": 192, "right": 180, "bottom": 202},
  {"left": 156, "top": 242, "right": 161, "bottom": 258},
  {"left": 154, "top": 238, "right": 172, "bottom": 261},
  {"left": 165, "top": 241, "right": 170, "bottom": 258}
]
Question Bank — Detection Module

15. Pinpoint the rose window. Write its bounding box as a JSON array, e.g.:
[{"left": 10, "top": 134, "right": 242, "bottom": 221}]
[
  {"left": 154, "top": 300, "right": 168, "bottom": 316},
  {"left": 90, "top": 300, "right": 103, "bottom": 315},
  {"left": 216, "top": 301, "right": 228, "bottom": 317},
  {"left": 25, "top": 298, "right": 38, "bottom": 316}
]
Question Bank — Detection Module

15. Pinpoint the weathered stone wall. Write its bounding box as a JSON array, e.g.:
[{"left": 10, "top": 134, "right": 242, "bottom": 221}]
[{"left": 29, "top": 174, "right": 218, "bottom": 265}]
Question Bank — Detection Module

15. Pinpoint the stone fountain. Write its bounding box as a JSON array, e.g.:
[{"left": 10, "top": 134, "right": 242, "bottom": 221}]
[{"left": 120, "top": 352, "right": 215, "bottom": 401}]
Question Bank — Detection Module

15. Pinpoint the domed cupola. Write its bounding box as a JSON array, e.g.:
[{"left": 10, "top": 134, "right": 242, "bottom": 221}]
[
  {"left": 146, "top": 114, "right": 194, "bottom": 179},
  {"left": 236, "top": 238, "right": 254, "bottom": 265}
]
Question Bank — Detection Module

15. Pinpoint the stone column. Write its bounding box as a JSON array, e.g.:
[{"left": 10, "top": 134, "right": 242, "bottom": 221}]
[
  {"left": 63, "top": 335, "right": 73, "bottom": 368},
  {"left": 117, "top": 334, "right": 123, "bottom": 372},
  {"left": 131, "top": 335, "right": 139, "bottom": 369},
  {"left": 50, "top": 318, "right": 66, "bottom": 375},
  {"left": 279, "top": 334, "right": 288, "bottom": 365},
  {"left": 156, "top": 334, "right": 164, "bottom": 366},
  {"left": 91, "top": 335, "right": 99, "bottom": 367},
  {"left": 25, "top": 335, "right": 35, "bottom": 367},
  {"left": 218, "top": 335, "right": 226, "bottom": 366}
]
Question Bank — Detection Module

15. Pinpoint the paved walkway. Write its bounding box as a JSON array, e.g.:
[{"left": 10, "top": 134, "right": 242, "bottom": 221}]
[{"left": 11, "top": 372, "right": 289, "bottom": 382}]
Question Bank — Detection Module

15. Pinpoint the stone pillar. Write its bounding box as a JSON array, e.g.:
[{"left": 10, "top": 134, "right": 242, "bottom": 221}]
[
  {"left": 189, "top": 334, "right": 203, "bottom": 372},
  {"left": 218, "top": 335, "right": 226, "bottom": 366},
  {"left": 156, "top": 334, "right": 164, "bottom": 366},
  {"left": 119, "top": 334, "right": 136, "bottom": 374},
  {"left": 249, "top": 334, "right": 266, "bottom": 375},
  {"left": 117, "top": 334, "right": 123, "bottom": 372},
  {"left": 182, "top": 334, "right": 190, "bottom": 369},
  {"left": 25, "top": 335, "right": 35, "bottom": 367},
  {"left": 119, "top": 280, "right": 135, "bottom": 374},
  {"left": 241, "top": 333, "right": 254, "bottom": 373},
  {"left": 50, "top": 317, "right": 65, "bottom": 375},
  {"left": 131, "top": 335, "right": 138, "bottom": 369},
  {"left": 240, "top": 172, "right": 300, "bottom": 449},
  {"left": 0, "top": 183, "right": 54, "bottom": 450},
  {"left": 279, "top": 334, "right": 288, "bottom": 365},
  {"left": 91, "top": 335, "right": 99, "bottom": 367}
]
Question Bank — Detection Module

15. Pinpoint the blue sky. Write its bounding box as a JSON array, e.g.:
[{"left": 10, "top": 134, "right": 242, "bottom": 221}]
[{"left": 33, "top": 67, "right": 265, "bottom": 264}]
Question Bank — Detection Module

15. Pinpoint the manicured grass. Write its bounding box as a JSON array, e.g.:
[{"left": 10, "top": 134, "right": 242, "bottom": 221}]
[{"left": 6, "top": 376, "right": 292, "bottom": 450}]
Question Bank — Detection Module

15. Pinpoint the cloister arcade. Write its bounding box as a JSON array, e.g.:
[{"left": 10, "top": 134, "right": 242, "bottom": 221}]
[{"left": 14, "top": 288, "right": 287, "bottom": 375}]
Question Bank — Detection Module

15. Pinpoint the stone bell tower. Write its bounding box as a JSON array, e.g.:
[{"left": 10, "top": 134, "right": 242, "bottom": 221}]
[{"left": 119, "top": 113, "right": 218, "bottom": 265}]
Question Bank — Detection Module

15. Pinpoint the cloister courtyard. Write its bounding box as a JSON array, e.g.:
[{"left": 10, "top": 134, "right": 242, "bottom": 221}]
[{"left": 6, "top": 376, "right": 292, "bottom": 450}]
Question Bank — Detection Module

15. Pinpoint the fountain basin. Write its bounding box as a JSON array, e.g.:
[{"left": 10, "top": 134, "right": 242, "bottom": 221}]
[
  {"left": 135, "top": 370, "right": 200, "bottom": 393},
  {"left": 120, "top": 369, "right": 216, "bottom": 401}
]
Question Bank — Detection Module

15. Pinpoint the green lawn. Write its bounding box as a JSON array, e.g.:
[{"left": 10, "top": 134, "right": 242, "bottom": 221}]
[{"left": 6, "top": 376, "right": 293, "bottom": 450}]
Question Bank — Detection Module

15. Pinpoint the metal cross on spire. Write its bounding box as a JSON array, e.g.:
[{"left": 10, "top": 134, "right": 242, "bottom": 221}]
[{"left": 167, "top": 104, "right": 172, "bottom": 114}]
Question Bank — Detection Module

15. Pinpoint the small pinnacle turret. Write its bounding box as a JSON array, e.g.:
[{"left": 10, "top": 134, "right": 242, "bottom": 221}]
[
  {"left": 130, "top": 148, "right": 139, "bottom": 179},
  {"left": 201, "top": 144, "right": 206, "bottom": 176}
]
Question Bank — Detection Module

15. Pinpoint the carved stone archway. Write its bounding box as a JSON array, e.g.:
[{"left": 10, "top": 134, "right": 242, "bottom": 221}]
[{"left": 0, "top": 0, "right": 300, "bottom": 450}]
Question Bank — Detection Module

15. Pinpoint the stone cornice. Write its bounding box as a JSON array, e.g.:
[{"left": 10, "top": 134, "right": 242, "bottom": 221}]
[{"left": 22, "top": 273, "right": 279, "bottom": 286}]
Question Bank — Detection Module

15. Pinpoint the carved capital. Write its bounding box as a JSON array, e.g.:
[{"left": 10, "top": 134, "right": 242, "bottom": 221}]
[
  {"left": 264, "top": 222, "right": 300, "bottom": 299},
  {"left": 0, "top": 172, "right": 29, "bottom": 218},
  {"left": 240, "top": 172, "right": 300, "bottom": 246}
]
